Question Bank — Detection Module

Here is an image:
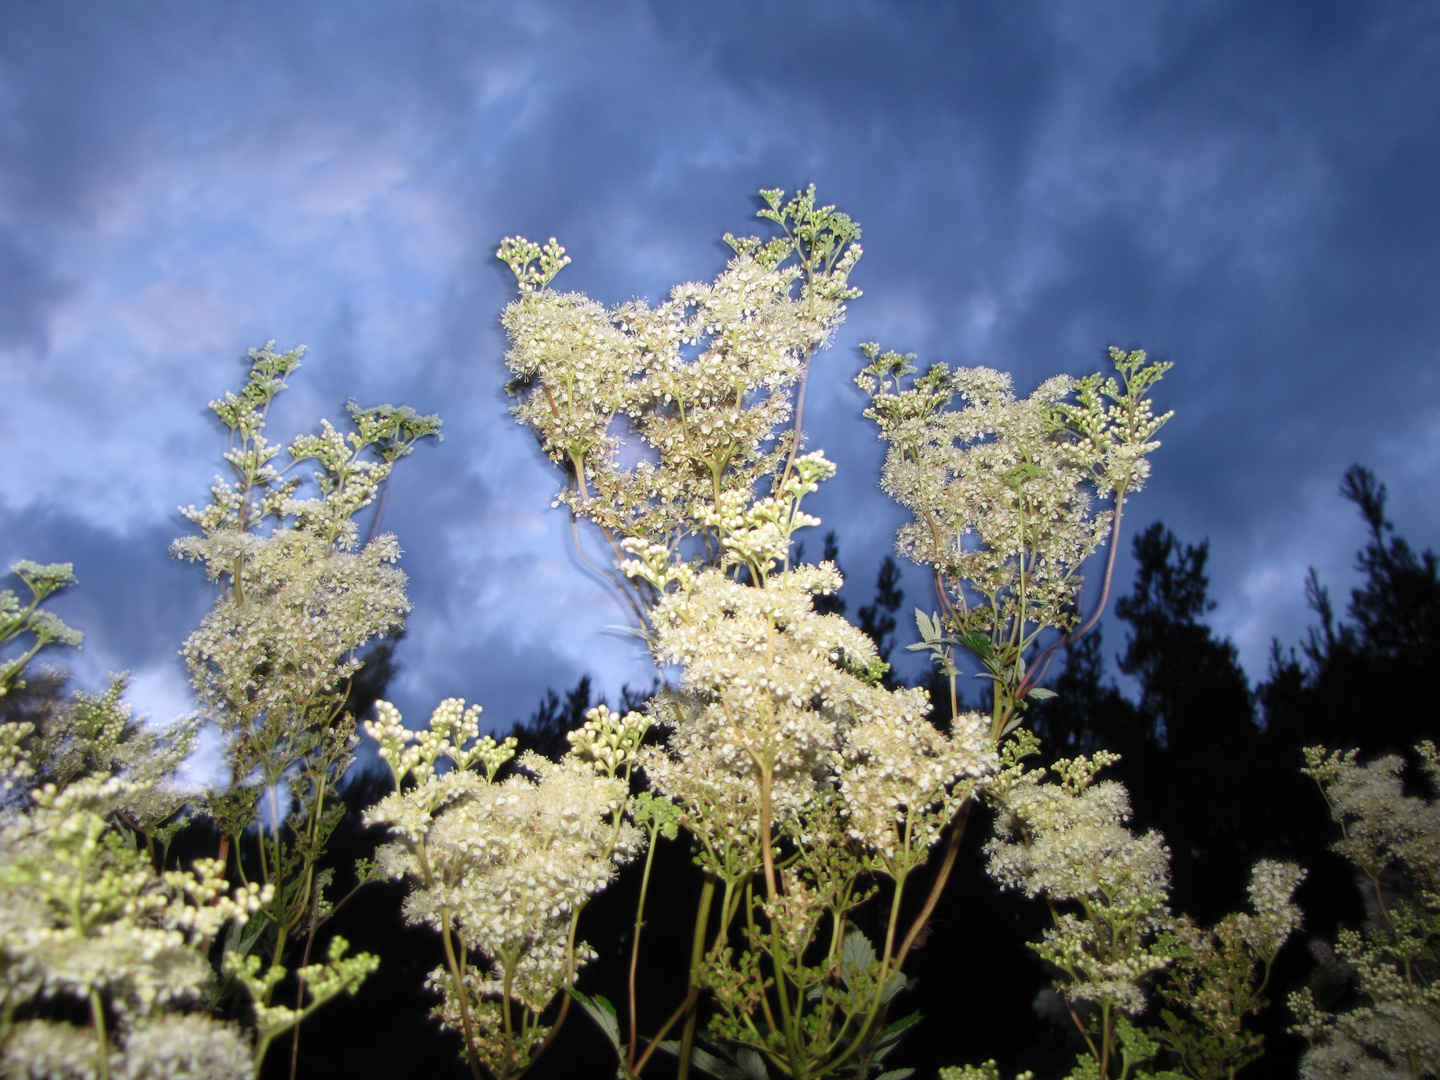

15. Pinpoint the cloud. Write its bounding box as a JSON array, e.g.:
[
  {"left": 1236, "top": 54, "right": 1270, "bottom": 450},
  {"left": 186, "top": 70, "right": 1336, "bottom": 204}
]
[{"left": 0, "top": 0, "right": 1436, "bottom": 735}]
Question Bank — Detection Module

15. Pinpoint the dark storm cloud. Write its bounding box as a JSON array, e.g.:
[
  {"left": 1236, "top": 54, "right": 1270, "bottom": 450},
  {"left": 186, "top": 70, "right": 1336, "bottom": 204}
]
[
  {"left": 1, "top": 0, "right": 1437, "bottom": 728},
  {"left": 0, "top": 502, "right": 208, "bottom": 699}
]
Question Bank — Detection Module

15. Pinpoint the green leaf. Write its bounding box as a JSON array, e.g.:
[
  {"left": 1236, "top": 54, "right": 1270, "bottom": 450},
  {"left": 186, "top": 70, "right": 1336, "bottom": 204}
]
[
  {"left": 568, "top": 988, "right": 622, "bottom": 1052},
  {"left": 655, "top": 1042, "right": 746, "bottom": 1080},
  {"left": 736, "top": 1048, "right": 770, "bottom": 1080},
  {"left": 224, "top": 910, "right": 269, "bottom": 961},
  {"left": 875, "top": 1010, "right": 923, "bottom": 1051},
  {"left": 960, "top": 632, "right": 993, "bottom": 659},
  {"left": 878, "top": 970, "right": 911, "bottom": 1006},
  {"left": 842, "top": 928, "right": 878, "bottom": 983},
  {"left": 1027, "top": 687, "right": 1058, "bottom": 700},
  {"left": 876, "top": 1070, "right": 916, "bottom": 1080}
]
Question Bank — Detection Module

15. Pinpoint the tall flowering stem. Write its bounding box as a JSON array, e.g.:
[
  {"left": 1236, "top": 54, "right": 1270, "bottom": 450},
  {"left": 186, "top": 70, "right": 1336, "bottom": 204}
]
[
  {"left": 364, "top": 699, "right": 647, "bottom": 1080},
  {"left": 857, "top": 345, "right": 1171, "bottom": 989},
  {"left": 497, "top": 191, "right": 997, "bottom": 1080},
  {"left": 983, "top": 736, "right": 1304, "bottom": 1080},
  {"left": 858, "top": 344, "right": 1171, "bottom": 740},
  {"left": 1290, "top": 744, "right": 1440, "bottom": 1080},
  {"left": 173, "top": 344, "right": 438, "bottom": 1070},
  {"left": 0, "top": 566, "right": 288, "bottom": 1080}
]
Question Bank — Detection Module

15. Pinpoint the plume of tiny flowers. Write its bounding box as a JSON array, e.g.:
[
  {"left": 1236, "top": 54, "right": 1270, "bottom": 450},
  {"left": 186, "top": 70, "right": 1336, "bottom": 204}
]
[
  {"left": 1155, "top": 859, "right": 1306, "bottom": 1080},
  {"left": 0, "top": 774, "right": 268, "bottom": 1078},
  {"left": 985, "top": 743, "right": 1172, "bottom": 1017},
  {"left": 858, "top": 344, "right": 1171, "bottom": 736},
  {"left": 363, "top": 699, "right": 643, "bottom": 1080},
  {"left": 1289, "top": 744, "right": 1440, "bottom": 1080},
  {"left": 171, "top": 345, "right": 437, "bottom": 1058},
  {"left": 497, "top": 188, "right": 860, "bottom": 619},
  {"left": 835, "top": 703, "right": 995, "bottom": 873}
]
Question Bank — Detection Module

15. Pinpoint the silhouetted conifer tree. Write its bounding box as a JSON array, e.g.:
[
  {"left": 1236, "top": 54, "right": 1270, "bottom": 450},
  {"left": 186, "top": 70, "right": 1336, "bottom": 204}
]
[
  {"left": 1114, "top": 523, "right": 1262, "bottom": 922},
  {"left": 1263, "top": 465, "right": 1440, "bottom": 756},
  {"left": 857, "top": 556, "right": 904, "bottom": 676},
  {"left": 1028, "top": 628, "right": 1141, "bottom": 759}
]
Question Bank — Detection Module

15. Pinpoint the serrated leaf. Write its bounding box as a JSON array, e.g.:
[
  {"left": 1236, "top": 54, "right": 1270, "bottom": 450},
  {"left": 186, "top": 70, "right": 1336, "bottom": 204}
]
[
  {"left": 876, "top": 1070, "right": 915, "bottom": 1080},
  {"left": 568, "top": 988, "right": 621, "bottom": 1051},
  {"left": 225, "top": 910, "right": 268, "bottom": 960},
  {"left": 878, "top": 970, "right": 911, "bottom": 1006},
  {"left": 960, "top": 632, "right": 993, "bottom": 659},
  {"left": 736, "top": 1048, "right": 770, "bottom": 1080},
  {"left": 655, "top": 1042, "right": 747, "bottom": 1080},
  {"left": 914, "top": 608, "right": 936, "bottom": 641},
  {"left": 1027, "top": 687, "right": 1058, "bottom": 700},
  {"left": 1000, "top": 714, "right": 1024, "bottom": 738},
  {"left": 874, "top": 1010, "right": 923, "bottom": 1050},
  {"left": 842, "top": 928, "right": 878, "bottom": 981}
]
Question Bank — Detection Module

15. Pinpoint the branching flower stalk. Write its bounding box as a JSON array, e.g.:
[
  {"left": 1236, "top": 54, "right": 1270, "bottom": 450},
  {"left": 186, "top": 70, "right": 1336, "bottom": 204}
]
[
  {"left": 983, "top": 735, "right": 1305, "bottom": 1080},
  {"left": 498, "top": 185, "right": 861, "bottom": 638},
  {"left": 497, "top": 191, "right": 996, "bottom": 1080},
  {"left": 1290, "top": 744, "right": 1440, "bottom": 1080},
  {"left": 363, "top": 698, "right": 647, "bottom": 1080},
  {"left": 0, "top": 561, "right": 84, "bottom": 702},
  {"left": 858, "top": 343, "right": 1172, "bottom": 742},
  {"left": 857, "top": 343, "right": 1172, "bottom": 970},
  {"left": 173, "top": 344, "right": 439, "bottom": 1071},
  {"left": 0, "top": 563, "right": 296, "bottom": 1080}
]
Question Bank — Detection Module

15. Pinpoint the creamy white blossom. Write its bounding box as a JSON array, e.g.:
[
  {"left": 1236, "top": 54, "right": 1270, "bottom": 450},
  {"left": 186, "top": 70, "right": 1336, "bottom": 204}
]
[
  {"left": 364, "top": 699, "right": 641, "bottom": 1078},
  {"left": 1293, "top": 744, "right": 1440, "bottom": 1080},
  {"left": 986, "top": 749, "right": 1171, "bottom": 1015}
]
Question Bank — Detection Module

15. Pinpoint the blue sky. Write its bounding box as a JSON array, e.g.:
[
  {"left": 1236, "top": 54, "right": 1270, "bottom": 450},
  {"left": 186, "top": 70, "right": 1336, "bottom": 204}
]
[{"left": 2, "top": 1, "right": 1438, "bottom": 732}]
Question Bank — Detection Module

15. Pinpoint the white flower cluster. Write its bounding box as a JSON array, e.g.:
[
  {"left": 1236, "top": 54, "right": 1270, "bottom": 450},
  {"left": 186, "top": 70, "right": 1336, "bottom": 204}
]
[
  {"left": 498, "top": 194, "right": 859, "bottom": 565},
  {"left": 837, "top": 705, "right": 994, "bottom": 867},
  {"left": 641, "top": 565, "right": 996, "bottom": 884},
  {"left": 1291, "top": 744, "right": 1440, "bottom": 1080},
  {"left": 566, "top": 704, "right": 648, "bottom": 777},
  {"left": 0, "top": 775, "right": 266, "bottom": 1079},
  {"left": 859, "top": 349, "right": 1168, "bottom": 646},
  {"left": 363, "top": 699, "right": 642, "bottom": 1075},
  {"left": 3, "top": 1013, "right": 254, "bottom": 1080},
  {"left": 177, "top": 527, "right": 409, "bottom": 743},
  {"left": 986, "top": 750, "right": 1172, "bottom": 1014},
  {"left": 1236, "top": 858, "right": 1307, "bottom": 957}
]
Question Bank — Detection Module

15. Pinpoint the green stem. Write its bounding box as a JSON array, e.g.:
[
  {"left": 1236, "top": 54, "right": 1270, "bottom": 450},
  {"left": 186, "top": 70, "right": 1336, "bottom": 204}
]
[
  {"left": 89, "top": 988, "right": 111, "bottom": 1080},
  {"left": 677, "top": 878, "right": 717, "bottom": 1080},
  {"left": 440, "top": 908, "right": 485, "bottom": 1080},
  {"left": 627, "top": 822, "right": 663, "bottom": 1072}
]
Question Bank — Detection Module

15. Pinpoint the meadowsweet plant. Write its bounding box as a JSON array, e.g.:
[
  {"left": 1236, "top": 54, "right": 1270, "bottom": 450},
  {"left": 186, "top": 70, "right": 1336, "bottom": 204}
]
[
  {"left": 0, "top": 773, "right": 271, "bottom": 1080},
  {"left": 0, "top": 568, "right": 271, "bottom": 1080},
  {"left": 857, "top": 343, "right": 1172, "bottom": 735},
  {"left": 985, "top": 737, "right": 1173, "bottom": 1079},
  {"left": 498, "top": 185, "right": 861, "bottom": 627},
  {"left": 1156, "top": 858, "right": 1307, "bottom": 1080},
  {"left": 363, "top": 698, "right": 645, "bottom": 1080},
  {"left": 173, "top": 344, "right": 439, "bottom": 1072},
  {"left": 496, "top": 190, "right": 998, "bottom": 1080},
  {"left": 0, "top": 561, "right": 83, "bottom": 702},
  {"left": 1, "top": 560, "right": 84, "bottom": 799},
  {"left": 982, "top": 736, "right": 1305, "bottom": 1080},
  {"left": 1290, "top": 744, "right": 1440, "bottom": 1080}
]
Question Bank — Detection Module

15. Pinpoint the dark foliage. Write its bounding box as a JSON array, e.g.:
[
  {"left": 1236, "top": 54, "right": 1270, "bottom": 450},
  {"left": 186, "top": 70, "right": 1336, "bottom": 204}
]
[
  {"left": 118, "top": 469, "right": 1440, "bottom": 1079},
  {"left": 857, "top": 556, "right": 904, "bottom": 676}
]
